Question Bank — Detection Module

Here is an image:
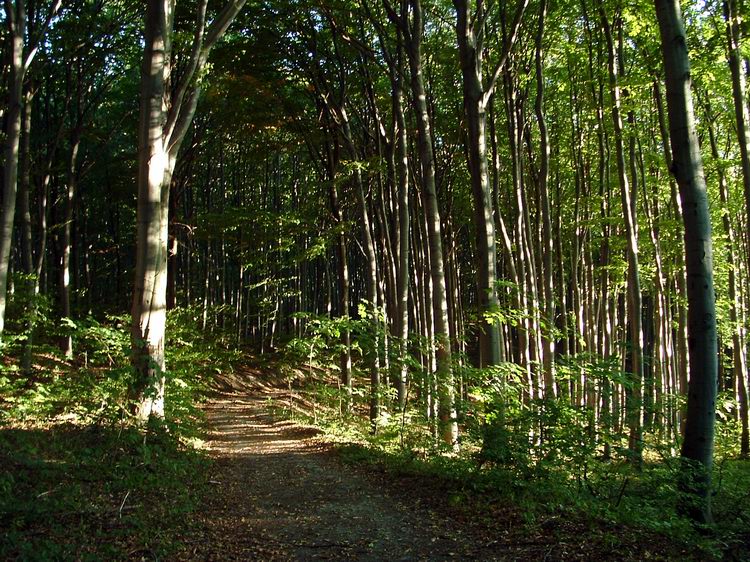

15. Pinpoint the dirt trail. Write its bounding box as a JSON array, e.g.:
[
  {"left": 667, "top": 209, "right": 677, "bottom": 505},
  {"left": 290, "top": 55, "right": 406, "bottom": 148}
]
[
  {"left": 172, "top": 363, "right": 695, "bottom": 562},
  {"left": 184, "top": 391, "right": 496, "bottom": 561}
]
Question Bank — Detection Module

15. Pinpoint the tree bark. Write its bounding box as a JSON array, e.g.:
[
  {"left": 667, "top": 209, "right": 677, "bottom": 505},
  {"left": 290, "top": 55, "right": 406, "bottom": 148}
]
[
  {"left": 655, "top": 0, "right": 718, "bottom": 524},
  {"left": 534, "top": 0, "right": 556, "bottom": 398},
  {"left": 131, "top": 0, "right": 174, "bottom": 420},
  {"left": 403, "top": 0, "right": 457, "bottom": 447},
  {"left": 455, "top": 0, "right": 498, "bottom": 368},
  {"left": 0, "top": 1, "right": 27, "bottom": 341},
  {"left": 60, "top": 131, "right": 81, "bottom": 359},
  {"left": 600, "top": 5, "right": 644, "bottom": 467},
  {"left": 131, "top": 0, "right": 245, "bottom": 421},
  {"left": 394, "top": 56, "right": 410, "bottom": 410},
  {"left": 724, "top": 0, "right": 750, "bottom": 281},
  {"left": 705, "top": 101, "right": 748, "bottom": 456},
  {"left": 19, "top": 86, "right": 34, "bottom": 371},
  {"left": 340, "top": 113, "right": 382, "bottom": 431}
]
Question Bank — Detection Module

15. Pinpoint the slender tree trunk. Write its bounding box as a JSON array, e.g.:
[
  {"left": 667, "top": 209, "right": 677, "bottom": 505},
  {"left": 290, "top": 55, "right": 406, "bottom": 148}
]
[
  {"left": 534, "top": 0, "right": 556, "bottom": 398},
  {"left": 60, "top": 132, "right": 80, "bottom": 359},
  {"left": 394, "top": 67, "right": 410, "bottom": 410},
  {"left": 340, "top": 115, "right": 382, "bottom": 431},
  {"left": 724, "top": 0, "right": 750, "bottom": 282},
  {"left": 488, "top": 97, "right": 518, "bottom": 364},
  {"left": 0, "top": 2, "right": 26, "bottom": 341},
  {"left": 705, "top": 102, "right": 749, "bottom": 456},
  {"left": 655, "top": 0, "right": 718, "bottom": 523},
  {"left": 600, "top": 5, "right": 644, "bottom": 467},
  {"left": 455, "top": 0, "right": 501, "bottom": 368},
  {"left": 405, "top": 0, "right": 457, "bottom": 446},
  {"left": 19, "top": 91, "right": 33, "bottom": 279},
  {"left": 18, "top": 87, "right": 34, "bottom": 371},
  {"left": 330, "top": 179, "right": 352, "bottom": 402},
  {"left": 506, "top": 76, "right": 533, "bottom": 400},
  {"left": 166, "top": 183, "right": 179, "bottom": 310},
  {"left": 723, "top": 14, "right": 750, "bottom": 441}
]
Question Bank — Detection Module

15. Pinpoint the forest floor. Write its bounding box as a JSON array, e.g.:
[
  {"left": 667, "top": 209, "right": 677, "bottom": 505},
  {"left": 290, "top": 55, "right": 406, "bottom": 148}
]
[{"left": 175, "top": 365, "right": 691, "bottom": 561}]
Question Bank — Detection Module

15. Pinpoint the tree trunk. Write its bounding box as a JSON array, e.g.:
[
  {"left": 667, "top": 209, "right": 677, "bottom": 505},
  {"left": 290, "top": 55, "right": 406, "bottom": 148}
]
[
  {"left": 600, "top": 5, "right": 644, "bottom": 467},
  {"left": 454, "top": 0, "right": 502, "bottom": 369},
  {"left": 655, "top": 0, "right": 718, "bottom": 524},
  {"left": 534, "top": 0, "right": 556, "bottom": 398},
  {"left": 131, "top": 0, "right": 245, "bottom": 421},
  {"left": 0, "top": 3, "right": 26, "bottom": 341},
  {"left": 394, "top": 64, "right": 410, "bottom": 410},
  {"left": 131, "top": 0, "right": 174, "bottom": 421},
  {"left": 405, "top": 0, "right": 457, "bottom": 446},
  {"left": 724, "top": 0, "right": 750, "bottom": 284},
  {"left": 19, "top": 87, "right": 34, "bottom": 371},
  {"left": 60, "top": 133, "right": 80, "bottom": 359},
  {"left": 19, "top": 90, "right": 33, "bottom": 278},
  {"left": 705, "top": 101, "right": 748, "bottom": 456},
  {"left": 330, "top": 180, "right": 352, "bottom": 401},
  {"left": 341, "top": 115, "right": 382, "bottom": 431},
  {"left": 654, "top": 79, "right": 689, "bottom": 433}
]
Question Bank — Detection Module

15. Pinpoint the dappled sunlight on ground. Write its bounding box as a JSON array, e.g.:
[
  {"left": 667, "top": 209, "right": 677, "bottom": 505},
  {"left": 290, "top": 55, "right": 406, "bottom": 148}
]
[
  {"left": 204, "top": 394, "right": 321, "bottom": 455},
  {"left": 175, "top": 380, "right": 693, "bottom": 561},
  {"left": 184, "top": 391, "right": 481, "bottom": 561}
]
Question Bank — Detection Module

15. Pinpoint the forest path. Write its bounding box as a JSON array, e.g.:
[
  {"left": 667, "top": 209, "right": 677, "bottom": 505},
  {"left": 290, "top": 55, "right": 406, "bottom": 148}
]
[
  {"left": 173, "top": 366, "right": 685, "bottom": 561},
  {"left": 183, "top": 389, "right": 497, "bottom": 561}
]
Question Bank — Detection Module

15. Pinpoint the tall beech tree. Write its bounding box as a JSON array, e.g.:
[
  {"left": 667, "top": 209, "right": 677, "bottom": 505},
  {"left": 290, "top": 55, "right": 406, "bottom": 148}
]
[
  {"left": 655, "top": 0, "right": 718, "bottom": 523},
  {"left": 723, "top": 0, "right": 750, "bottom": 277},
  {"left": 0, "top": 0, "right": 61, "bottom": 341},
  {"left": 533, "top": 0, "right": 555, "bottom": 398},
  {"left": 599, "top": 0, "right": 645, "bottom": 467},
  {"left": 384, "top": 0, "right": 459, "bottom": 446},
  {"left": 453, "top": 0, "right": 528, "bottom": 370},
  {"left": 131, "top": 0, "right": 245, "bottom": 421},
  {"left": 704, "top": 99, "right": 749, "bottom": 458}
]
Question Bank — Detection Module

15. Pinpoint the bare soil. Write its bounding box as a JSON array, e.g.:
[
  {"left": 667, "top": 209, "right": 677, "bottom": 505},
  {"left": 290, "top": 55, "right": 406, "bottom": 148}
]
[{"left": 182, "top": 391, "right": 498, "bottom": 561}]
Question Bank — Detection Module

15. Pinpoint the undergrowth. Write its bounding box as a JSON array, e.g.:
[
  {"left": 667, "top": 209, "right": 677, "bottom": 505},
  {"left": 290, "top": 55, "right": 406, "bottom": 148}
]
[
  {"left": 271, "top": 349, "right": 750, "bottom": 562},
  {"left": 0, "top": 305, "right": 239, "bottom": 560},
  {"left": 0, "top": 422, "right": 208, "bottom": 560}
]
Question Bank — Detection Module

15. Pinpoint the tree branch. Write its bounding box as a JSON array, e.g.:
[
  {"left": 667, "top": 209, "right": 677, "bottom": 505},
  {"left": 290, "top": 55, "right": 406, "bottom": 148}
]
[
  {"left": 483, "top": 0, "right": 528, "bottom": 104},
  {"left": 164, "top": 0, "right": 209, "bottom": 147},
  {"left": 203, "top": 0, "right": 247, "bottom": 52},
  {"left": 25, "top": 0, "right": 62, "bottom": 70},
  {"left": 165, "top": 0, "right": 246, "bottom": 152},
  {"left": 4, "top": 0, "right": 17, "bottom": 32},
  {"left": 168, "top": 85, "right": 201, "bottom": 157}
]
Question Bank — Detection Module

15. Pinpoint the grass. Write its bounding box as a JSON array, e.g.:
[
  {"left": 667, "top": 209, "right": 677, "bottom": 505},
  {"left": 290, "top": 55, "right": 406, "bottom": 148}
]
[
  {"left": 0, "top": 421, "right": 208, "bottom": 560},
  {"left": 0, "top": 307, "right": 242, "bottom": 560}
]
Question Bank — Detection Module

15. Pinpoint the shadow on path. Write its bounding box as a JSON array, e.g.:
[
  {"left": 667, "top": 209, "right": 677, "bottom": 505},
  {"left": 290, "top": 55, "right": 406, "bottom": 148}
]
[{"left": 186, "top": 392, "right": 482, "bottom": 561}]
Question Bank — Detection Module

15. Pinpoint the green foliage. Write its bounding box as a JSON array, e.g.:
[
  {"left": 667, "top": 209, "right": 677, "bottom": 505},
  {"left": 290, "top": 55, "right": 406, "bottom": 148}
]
[
  {"left": 0, "top": 364, "right": 133, "bottom": 424},
  {"left": 164, "top": 306, "right": 243, "bottom": 430},
  {"left": 274, "top": 343, "right": 749, "bottom": 559},
  {"left": 75, "top": 315, "right": 130, "bottom": 367},
  {"left": 284, "top": 312, "right": 357, "bottom": 370},
  {"left": 0, "top": 307, "right": 230, "bottom": 429},
  {"left": 0, "top": 306, "right": 251, "bottom": 560}
]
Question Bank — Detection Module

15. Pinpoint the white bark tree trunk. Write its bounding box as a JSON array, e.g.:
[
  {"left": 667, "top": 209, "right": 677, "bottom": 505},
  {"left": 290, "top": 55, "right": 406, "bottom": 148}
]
[
  {"left": 0, "top": 0, "right": 61, "bottom": 342},
  {"left": 131, "top": 0, "right": 246, "bottom": 421}
]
